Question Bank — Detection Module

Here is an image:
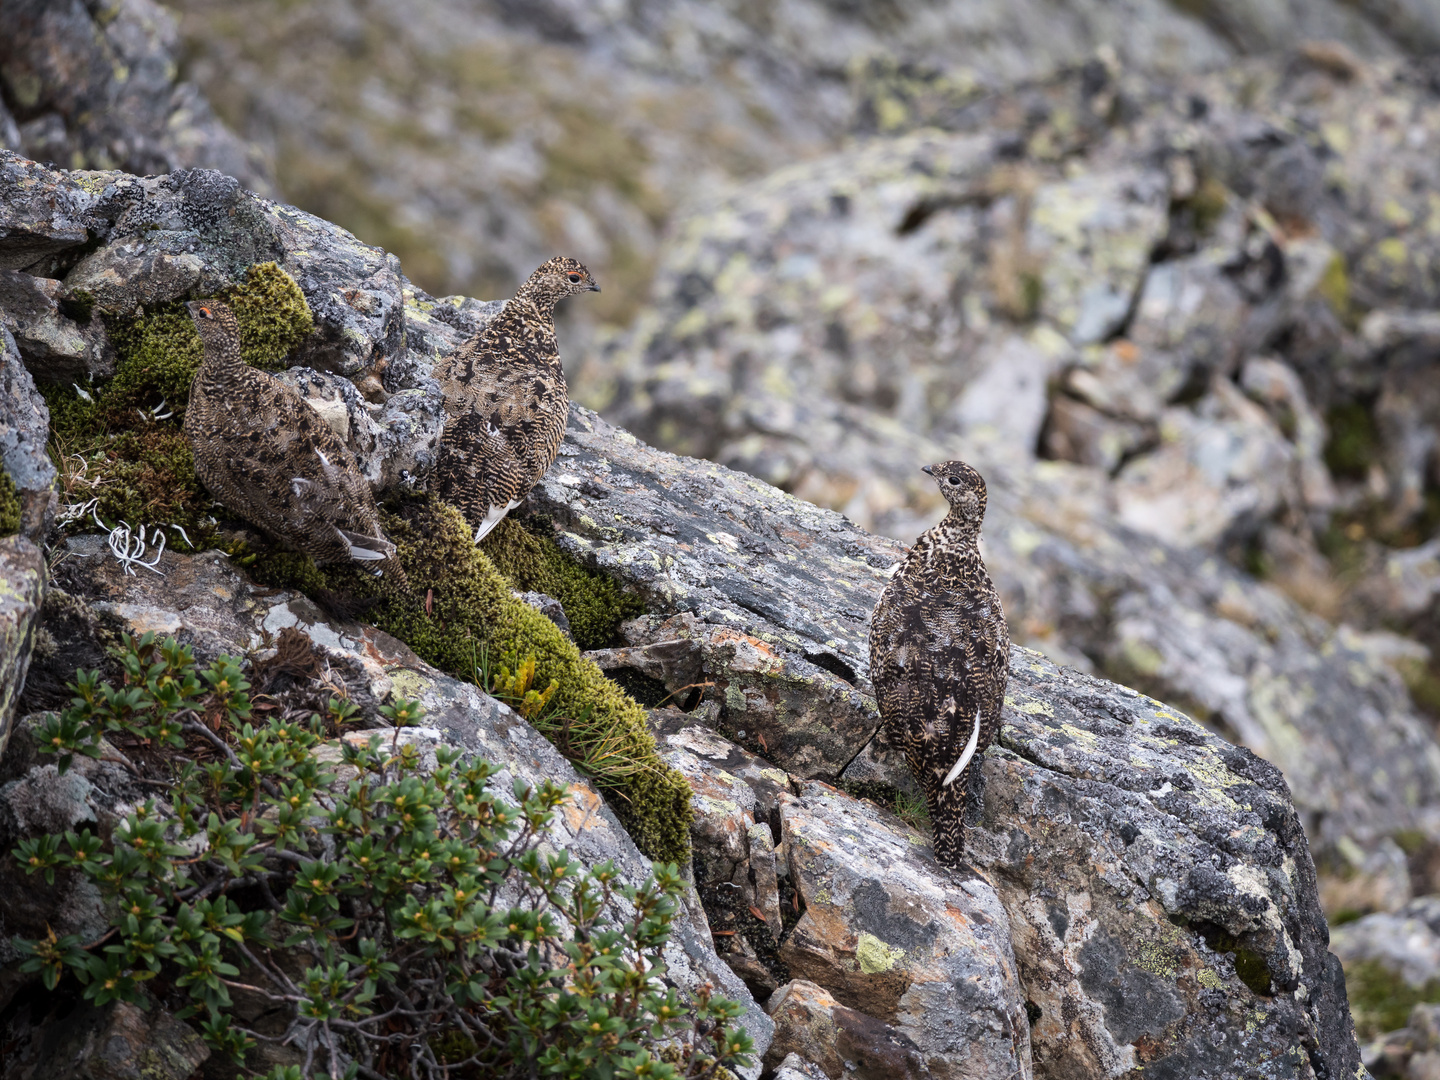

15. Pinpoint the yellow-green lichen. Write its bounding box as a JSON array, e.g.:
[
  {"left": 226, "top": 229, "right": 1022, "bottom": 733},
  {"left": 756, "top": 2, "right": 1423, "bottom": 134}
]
[
  {"left": 254, "top": 497, "right": 693, "bottom": 864},
  {"left": 481, "top": 516, "right": 644, "bottom": 649},
  {"left": 0, "top": 469, "right": 19, "bottom": 536},
  {"left": 856, "top": 932, "right": 905, "bottom": 974}
]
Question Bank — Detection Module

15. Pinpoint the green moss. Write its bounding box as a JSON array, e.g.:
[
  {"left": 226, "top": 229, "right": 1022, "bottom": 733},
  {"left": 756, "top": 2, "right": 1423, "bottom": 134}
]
[
  {"left": 481, "top": 517, "right": 644, "bottom": 649},
  {"left": 1345, "top": 959, "right": 1440, "bottom": 1039},
  {"left": 227, "top": 260, "right": 316, "bottom": 370},
  {"left": 253, "top": 497, "right": 693, "bottom": 863},
  {"left": 104, "top": 262, "right": 313, "bottom": 417},
  {"left": 0, "top": 469, "right": 19, "bottom": 536},
  {"left": 1324, "top": 402, "right": 1380, "bottom": 481}
]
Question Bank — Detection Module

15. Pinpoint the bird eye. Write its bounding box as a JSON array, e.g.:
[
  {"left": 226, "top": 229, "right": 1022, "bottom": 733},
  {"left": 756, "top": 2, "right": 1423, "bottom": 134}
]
[
  {"left": 567, "top": 272, "right": 581, "bottom": 283},
  {"left": 948, "top": 476, "right": 960, "bottom": 485},
  {"left": 199, "top": 306, "right": 212, "bottom": 319}
]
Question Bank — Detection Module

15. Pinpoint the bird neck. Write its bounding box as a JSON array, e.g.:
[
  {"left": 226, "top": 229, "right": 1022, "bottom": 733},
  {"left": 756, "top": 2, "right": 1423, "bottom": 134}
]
[
  {"left": 511, "top": 282, "right": 558, "bottom": 321},
  {"left": 910, "top": 512, "right": 982, "bottom": 570},
  {"left": 196, "top": 335, "right": 246, "bottom": 386}
]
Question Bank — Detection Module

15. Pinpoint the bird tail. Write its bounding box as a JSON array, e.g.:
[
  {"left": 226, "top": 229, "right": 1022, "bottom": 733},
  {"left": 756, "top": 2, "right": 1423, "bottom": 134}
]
[{"left": 942, "top": 709, "right": 982, "bottom": 787}]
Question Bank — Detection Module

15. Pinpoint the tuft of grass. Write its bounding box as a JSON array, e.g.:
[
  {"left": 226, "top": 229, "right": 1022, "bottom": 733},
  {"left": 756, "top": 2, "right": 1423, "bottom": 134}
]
[{"left": 253, "top": 497, "right": 693, "bottom": 864}]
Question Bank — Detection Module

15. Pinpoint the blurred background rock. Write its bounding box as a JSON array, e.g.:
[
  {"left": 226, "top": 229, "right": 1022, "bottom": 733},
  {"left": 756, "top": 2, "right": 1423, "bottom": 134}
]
[{"left": 6, "top": 0, "right": 1440, "bottom": 1054}]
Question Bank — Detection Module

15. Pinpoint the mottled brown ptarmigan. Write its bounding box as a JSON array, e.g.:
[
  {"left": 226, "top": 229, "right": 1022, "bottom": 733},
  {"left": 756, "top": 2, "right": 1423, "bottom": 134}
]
[
  {"left": 184, "top": 299, "right": 406, "bottom": 585},
  {"left": 868, "top": 460, "right": 1009, "bottom": 868},
  {"left": 433, "top": 256, "right": 600, "bottom": 543}
]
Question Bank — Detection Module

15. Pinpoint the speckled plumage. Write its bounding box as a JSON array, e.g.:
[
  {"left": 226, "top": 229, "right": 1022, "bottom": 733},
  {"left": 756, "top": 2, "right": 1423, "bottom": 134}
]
[
  {"left": 868, "top": 461, "right": 1009, "bottom": 867},
  {"left": 434, "top": 256, "right": 600, "bottom": 543},
  {"left": 183, "top": 300, "right": 406, "bottom": 585}
]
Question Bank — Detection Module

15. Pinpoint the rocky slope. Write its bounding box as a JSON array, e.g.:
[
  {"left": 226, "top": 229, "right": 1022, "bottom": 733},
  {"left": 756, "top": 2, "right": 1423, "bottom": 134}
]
[
  {"left": 154, "top": 0, "right": 1440, "bottom": 326},
  {"left": 0, "top": 145, "right": 1370, "bottom": 1077}
]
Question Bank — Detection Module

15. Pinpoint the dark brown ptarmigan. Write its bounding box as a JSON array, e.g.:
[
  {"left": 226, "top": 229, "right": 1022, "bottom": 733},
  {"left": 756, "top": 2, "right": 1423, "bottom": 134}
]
[
  {"left": 184, "top": 300, "right": 406, "bottom": 584},
  {"left": 434, "top": 256, "right": 600, "bottom": 543},
  {"left": 869, "top": 460, "right": 1009, "bottom": 867}
]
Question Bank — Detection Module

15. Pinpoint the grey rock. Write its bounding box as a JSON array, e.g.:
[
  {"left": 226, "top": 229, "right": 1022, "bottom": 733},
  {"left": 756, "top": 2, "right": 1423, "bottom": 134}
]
[
  {"left": 620, "top": 613, "right": 878, "bottom": 780},
  {"left": 0, "top": 995, "right": 209, "bottom": 1080},
  {"left": 516, "top": 590, "right": 573, "bottom": 640},
  {"left": 0, "top": 323, "right": 57, "bottom": 532},
  {"left": 0, "top": 269, "right": 116, "bottom": 382},
  {"left": 4, "top": 155, "right": 406, "bottom": 381},
  {"left": 1331, "top": 897, "right": 1440, "bottom": 990},
  {"left": 0, "top": 149, "right": 94, "bottom": 271},
  {"left": 1111, "top": 379, "right": 1300, "bottom": 548},
  {"left": 778, "top": 782, "right": 1031, "bottom": 1079},
  {"left": 1124, "top": 250, "right": 1249, "bottom": 400},
  {"left": 0, "top": 0, "right": 268, "bottom": 191},
  {"left": 0, "top": 97, "right": 19, "bottom": 153},
  {"left": 653, "top": 712, "right": 1029, "bottom": 1079},
  {"left": 1028, "top": 168, "right": 1170, "bottom": 346},
  {"left": 772, "top": 1051, "right": 830, "bottom": 1080},
  {"left": 0, "top": 538, "right": 45, "bottom": 753}
]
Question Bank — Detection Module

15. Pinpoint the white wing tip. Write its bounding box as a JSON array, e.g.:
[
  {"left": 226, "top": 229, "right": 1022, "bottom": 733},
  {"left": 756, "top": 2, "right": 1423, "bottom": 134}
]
[{"left": 942, "top": 710, "right": 982, "bottom": 787}]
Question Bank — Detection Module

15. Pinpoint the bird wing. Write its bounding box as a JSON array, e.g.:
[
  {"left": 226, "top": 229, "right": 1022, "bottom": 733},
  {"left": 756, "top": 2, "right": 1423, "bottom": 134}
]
[
  {"left": 872, "top": 582, "right": 1005, "bottom": 781},
  {"left": 436, "top": 358, "right": 568, "bottom": 540}
]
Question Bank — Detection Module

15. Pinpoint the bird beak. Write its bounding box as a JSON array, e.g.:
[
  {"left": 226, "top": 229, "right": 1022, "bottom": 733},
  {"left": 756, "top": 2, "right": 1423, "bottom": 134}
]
[
  {"left": 921, "top": 464, "right": 933, "bottom": 475},
  {"left": 589, "top": 281, "right": 602, "bottom": 292}
]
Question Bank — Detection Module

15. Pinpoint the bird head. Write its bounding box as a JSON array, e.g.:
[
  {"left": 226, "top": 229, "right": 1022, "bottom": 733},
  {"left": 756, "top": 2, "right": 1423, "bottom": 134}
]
[
  {"left": 923, "top": 460, "right": 987, "bottom": 523},
  {"left": 523, "top": 256, "right": 602, "bottom": 307},
  {"left": 186, "top": 299, "right": 240, "bottom": 346}
]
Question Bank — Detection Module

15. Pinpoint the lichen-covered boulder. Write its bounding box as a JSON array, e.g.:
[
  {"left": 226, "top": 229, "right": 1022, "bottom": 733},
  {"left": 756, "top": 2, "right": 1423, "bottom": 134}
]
[
  {"left": 652, "top": 711, "right": 1031, "bottom": 1079},
  {"left": 520, "top": 405, "right": 1365, "bottom": 1078}
]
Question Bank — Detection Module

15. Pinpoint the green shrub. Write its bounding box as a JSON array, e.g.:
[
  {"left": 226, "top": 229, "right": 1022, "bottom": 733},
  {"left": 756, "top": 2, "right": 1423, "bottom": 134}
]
[{"left": 16, "top": 632, "right": 752, "bottom": 1080}]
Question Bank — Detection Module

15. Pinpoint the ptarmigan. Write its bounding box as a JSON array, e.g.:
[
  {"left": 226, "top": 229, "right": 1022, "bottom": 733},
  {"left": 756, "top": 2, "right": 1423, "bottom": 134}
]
[
  {"left": 868, "top": 460, "right": 1009, "bottom": 867},
  {"left": 433, "top": 256, "right": 600, "bottom": 543},
  {"left": 184, "top": 300, "right": 406, "bottom": 585}
]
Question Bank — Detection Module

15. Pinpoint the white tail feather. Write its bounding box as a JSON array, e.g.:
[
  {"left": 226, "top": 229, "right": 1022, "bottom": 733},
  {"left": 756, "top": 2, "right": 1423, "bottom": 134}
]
[
  {"left": 472, "top": 499, "right": 523, "bottom": 544},
  {"left": 942, "top": 710, "right": 982, "bottom": 787}
]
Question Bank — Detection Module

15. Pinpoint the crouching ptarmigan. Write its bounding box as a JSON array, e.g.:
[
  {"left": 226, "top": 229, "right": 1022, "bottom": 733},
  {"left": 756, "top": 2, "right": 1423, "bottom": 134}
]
[
  {"left": 433, "top": 256, "right": 600, "bottom": 543},
  {"left": 184, "top": 299, "right": 406, "bottom": 586},
  {"left": 868, "top": 460, "right": 1009, "bottom": 868}
]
